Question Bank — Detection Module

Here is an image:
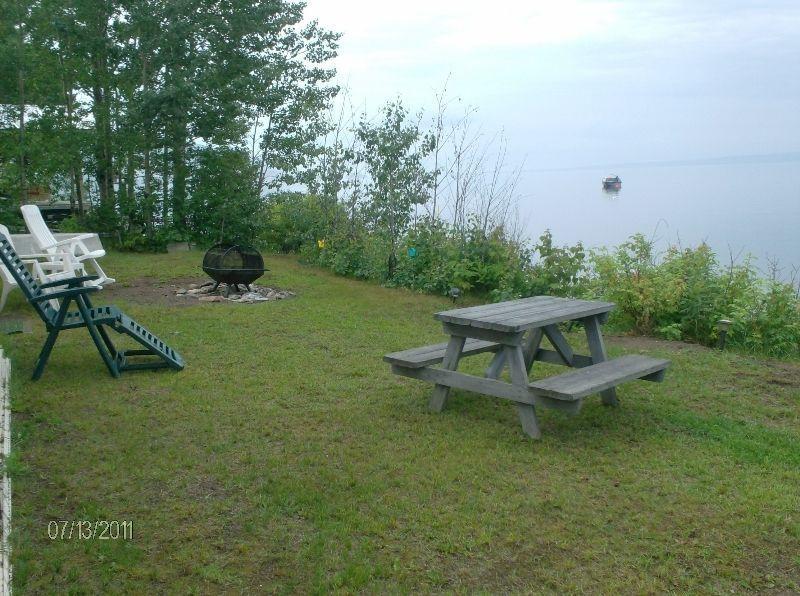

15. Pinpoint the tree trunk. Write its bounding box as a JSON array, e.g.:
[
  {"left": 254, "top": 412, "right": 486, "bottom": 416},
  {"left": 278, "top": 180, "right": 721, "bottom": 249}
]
[
  {"left": 125, "top": 147, "right": 135, "bottom": 230},
  {"left": 256, "top": 115, "right": 273, "bottom": 197},
  {"left": 17, "top": 29, "right": 27, "bottom": 203},
  {"left": 171, "top": 118, "right": 188, "bottom": 232},
  {"left": 143, "top": 147, "right": 152, "bottom": 232},
  {"left": 161, "top": 143, "right": 170, "bottom": 225},
  {"left": 88, "top": 7, "right": 114, "bottom": 227},
  {"left": 141, "top": 55, "right": 154, "bottom": 232},
  {"left": 92, "top": 80, "right": 114, "bottom": 218},
  {"left": 73, "top": 168, "right": 85, "bottom": 215}
]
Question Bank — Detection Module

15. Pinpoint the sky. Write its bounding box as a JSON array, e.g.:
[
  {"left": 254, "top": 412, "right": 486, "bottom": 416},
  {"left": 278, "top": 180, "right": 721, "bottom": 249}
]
[{"left": 305, "top": 0, "right": 800, "bottom": 170}]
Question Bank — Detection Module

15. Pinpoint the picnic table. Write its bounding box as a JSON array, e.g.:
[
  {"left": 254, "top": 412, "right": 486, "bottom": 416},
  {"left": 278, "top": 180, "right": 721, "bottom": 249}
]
[{"left": 385, "top": 296, "right": 669, "bottom": 439}]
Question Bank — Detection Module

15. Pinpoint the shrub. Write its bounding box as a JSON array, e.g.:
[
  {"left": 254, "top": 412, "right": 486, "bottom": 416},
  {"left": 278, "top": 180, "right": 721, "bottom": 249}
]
[
  {"left": 260, "top": 192, "right": 799, "bottom": 358},
  {"left": 187, "top": 147, "right": 262, "bottom": 246},
  {"left": 590, "top": 235, "right": 800, "bottom": 357}
]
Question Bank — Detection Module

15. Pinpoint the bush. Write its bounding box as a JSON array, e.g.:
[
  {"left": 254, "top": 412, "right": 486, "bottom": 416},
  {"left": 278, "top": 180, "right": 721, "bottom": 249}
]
[
  {"left": 590, "top": 234, "right": 800, "bottom": 357},
  {"left": 188, "top": 147, "right": 263, "bottom": 246},
  {"left": 260, "top": 192, "right": 799, "bottom": 358}
]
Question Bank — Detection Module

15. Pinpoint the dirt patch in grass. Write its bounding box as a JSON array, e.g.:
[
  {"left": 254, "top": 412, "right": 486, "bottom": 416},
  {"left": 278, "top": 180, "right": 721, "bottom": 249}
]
[
  {"left": 185, "top": 476, "right": 229, "bottom": 501},
  {"left": 762, "top": 360, "right": 800, "bottom": 387},
  {"left": 104, "top": 276, "right": 295, "bottom": 306},
  {"left": 606, "top": 334, "right": 708, "bottom": 353},
  {"left": 609, "top": 333, "right": 800, "bottom": 389},
  {"left": 103, "top": 276, "right": 204, "bottom": 307}
]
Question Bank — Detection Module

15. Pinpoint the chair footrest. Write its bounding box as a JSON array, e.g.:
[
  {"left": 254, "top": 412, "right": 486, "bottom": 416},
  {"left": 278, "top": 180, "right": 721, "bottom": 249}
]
[
  {"left": 384, "top": 338, "right": 500, "bottom": 368},
  {"left": 115, "top": 315, "right": 185, "bottom": 370},
  {"left": 529, "top": 355, "right": 670, "bottom": 401}
]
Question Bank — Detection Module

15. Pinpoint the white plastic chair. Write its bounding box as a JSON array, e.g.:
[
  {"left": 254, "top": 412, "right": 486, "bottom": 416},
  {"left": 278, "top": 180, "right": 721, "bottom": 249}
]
[
  {"left": 20, "top": 204, "right": 115, "bottom": 287},
  {"left": 0, "top": 224, "right": 76, "bottom": 312}
]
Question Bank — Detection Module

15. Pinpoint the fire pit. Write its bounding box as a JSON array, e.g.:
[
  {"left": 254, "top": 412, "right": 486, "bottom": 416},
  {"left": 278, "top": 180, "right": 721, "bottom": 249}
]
[{"left": 202, "top": 243, "right": 267, "bottom": 295}]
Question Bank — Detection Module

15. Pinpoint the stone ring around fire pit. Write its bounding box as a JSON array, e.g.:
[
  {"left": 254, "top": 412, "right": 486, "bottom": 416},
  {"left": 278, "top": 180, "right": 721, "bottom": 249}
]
[{"left": 202, "top": 243, "right": 268, "bottom": 296}]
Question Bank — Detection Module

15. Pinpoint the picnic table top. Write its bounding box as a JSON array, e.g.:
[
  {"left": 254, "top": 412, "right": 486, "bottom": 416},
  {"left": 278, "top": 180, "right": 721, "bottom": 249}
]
[{"left": 434, "top": 296, "right": 615, "bottom": 333}]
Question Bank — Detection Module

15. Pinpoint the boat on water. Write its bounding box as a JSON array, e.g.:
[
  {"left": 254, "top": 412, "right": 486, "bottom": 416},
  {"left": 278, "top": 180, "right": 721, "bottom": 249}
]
[{"left": 602, "top": 175, "right": 622, "bottom": 190}]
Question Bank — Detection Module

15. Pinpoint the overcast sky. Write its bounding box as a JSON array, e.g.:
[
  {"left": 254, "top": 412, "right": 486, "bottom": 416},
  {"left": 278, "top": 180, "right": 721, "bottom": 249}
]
[{"left": 306, "top": 0, "right": 800, "bottom": 170}]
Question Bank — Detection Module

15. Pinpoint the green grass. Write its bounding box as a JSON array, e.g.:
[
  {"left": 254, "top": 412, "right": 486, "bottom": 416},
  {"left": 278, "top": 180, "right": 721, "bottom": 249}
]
[{"left": 3, "top": 251, "right": 799, "bottom": 593}]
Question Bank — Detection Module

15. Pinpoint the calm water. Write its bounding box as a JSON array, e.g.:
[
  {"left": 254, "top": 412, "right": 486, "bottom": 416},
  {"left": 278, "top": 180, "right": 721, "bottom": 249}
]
[{"left": 521, "top": 160, "right": 800, "bottom": 276}]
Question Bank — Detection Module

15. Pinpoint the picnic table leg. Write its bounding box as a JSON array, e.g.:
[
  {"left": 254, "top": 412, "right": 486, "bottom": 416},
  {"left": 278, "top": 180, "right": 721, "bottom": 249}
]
[
  {"left": 583, "top": 315, "right": 619, "bottom": 406},
  {"left": 505, "top": 345, "right": 541, "bottom": 439},
  {"left": 484, "top": 350, "right": 506, "bottom": 379},
  {"left": 486, "top": 328, "right": 543, "bottom": 379},
  {"left": 523, "top": 328, "right": 544, "bottom": 373},
  {"left": 429, "top": 335, "right": 466, "bottom": 412}
]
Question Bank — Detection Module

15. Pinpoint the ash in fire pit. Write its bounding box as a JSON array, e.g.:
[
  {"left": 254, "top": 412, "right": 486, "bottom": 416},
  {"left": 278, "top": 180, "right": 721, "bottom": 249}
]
[{"left": 202, "top": 243, "right": 267, "bottom": 295}]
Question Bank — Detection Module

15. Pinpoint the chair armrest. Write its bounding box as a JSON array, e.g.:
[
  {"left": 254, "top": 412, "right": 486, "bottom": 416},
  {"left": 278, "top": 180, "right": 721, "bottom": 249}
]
[
  {"left": 31, "top": 286, "right": 99, "bottom": 303},
  {"left": 39, "top": 275, "right": 100, "bottom": 289},
  {"left": 53, "top": 233, "right": 96, "bottom": 246},
  {"left": 18, "top": 252, "right": 66, "bottom": 260}
]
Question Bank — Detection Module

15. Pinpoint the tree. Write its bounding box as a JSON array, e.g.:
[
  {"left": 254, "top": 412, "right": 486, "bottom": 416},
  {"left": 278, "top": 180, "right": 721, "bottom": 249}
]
[
  {"left": 0, "top": 0, "right": 341, "bottom": 245},
  {"left": 188, "top": 146, "right": 261, "bottom": 245},
  {"left": 356, "top": 101, "right": 434, "bottom": 278}
]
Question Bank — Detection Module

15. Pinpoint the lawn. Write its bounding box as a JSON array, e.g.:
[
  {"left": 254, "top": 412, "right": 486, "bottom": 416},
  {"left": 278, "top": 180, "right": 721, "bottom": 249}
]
[{"left": 3, "top": 251, "right": 800, "bottom": 593}]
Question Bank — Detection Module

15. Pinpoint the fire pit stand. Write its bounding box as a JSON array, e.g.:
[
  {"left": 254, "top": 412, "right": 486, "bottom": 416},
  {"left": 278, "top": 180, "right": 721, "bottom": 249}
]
[{"left": 202, "top": 244, "right": 267, "bottom": 296}]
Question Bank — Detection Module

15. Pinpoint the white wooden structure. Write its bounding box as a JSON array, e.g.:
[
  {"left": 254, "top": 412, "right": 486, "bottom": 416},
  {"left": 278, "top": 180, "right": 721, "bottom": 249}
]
[
  {"left": 0, "top": 349, "right": 11, "bottom": 595},
  {"left": 20, "top": 205, "right": 114, "bottom": 288},
  {"left": 0, "top": 225, "right": 75, "bottom": 313}
]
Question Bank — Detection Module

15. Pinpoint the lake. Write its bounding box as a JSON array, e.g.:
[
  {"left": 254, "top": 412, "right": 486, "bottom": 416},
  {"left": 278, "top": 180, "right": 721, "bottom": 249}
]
[{"left": 521, "top": 158, "right": 800, "bottom": 278}]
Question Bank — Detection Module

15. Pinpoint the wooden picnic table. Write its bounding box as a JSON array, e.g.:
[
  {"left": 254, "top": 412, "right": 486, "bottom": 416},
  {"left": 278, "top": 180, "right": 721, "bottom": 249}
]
[{"left": 385, "top": 296, "right": 669, "bottom": 439}]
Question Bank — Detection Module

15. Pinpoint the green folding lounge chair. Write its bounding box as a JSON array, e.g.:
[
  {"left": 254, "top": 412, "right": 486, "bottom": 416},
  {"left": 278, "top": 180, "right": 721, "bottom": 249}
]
[{"left": 0, "top": 233, "right": 185, "bottom": 380}]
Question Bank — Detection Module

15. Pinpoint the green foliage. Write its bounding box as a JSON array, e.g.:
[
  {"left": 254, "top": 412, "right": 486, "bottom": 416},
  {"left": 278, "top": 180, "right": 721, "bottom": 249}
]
[
  {"left": 591, "top": 234, "right": 681, "bottom": 335},
  {"left": 2, "top": 0, "right": 339, "bottom": 237},
  {"left": 356, "top": 101, "right": 434, "bottom": 278},
  {"left": 591, "top": 235, "right": 800, "bottom": 357},
  {"left": 392, "top": 217, "right": 454, "bottom": 293},
  {"left": 261, "top": 192, "right": 334, "bottom": 253},
  {"left": 188, "top": 147, "right": 263, "bottom": 246},
  {"left": 115, "top": 228, "right": 180, "bottom": 253},
  {"left": 269, "top": 190, "right": 798, "bottom": 358}
]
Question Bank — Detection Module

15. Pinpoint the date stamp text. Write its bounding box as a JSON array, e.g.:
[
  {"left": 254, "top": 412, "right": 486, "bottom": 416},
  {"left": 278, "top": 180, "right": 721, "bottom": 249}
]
[{"left": 47, "top": 520, "right": 133, "bottom": 540}]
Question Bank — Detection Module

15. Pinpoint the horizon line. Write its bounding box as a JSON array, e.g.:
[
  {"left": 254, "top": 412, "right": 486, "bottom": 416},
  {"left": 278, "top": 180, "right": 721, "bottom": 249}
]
[{"left": 524, "top": 151, "right": 800, "bottom": 173}]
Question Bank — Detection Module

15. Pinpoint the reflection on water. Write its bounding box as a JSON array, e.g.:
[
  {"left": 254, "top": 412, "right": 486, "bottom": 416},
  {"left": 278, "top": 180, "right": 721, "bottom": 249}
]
[{"left": 521, "top": 160, "right": 800, "bottom": 273}]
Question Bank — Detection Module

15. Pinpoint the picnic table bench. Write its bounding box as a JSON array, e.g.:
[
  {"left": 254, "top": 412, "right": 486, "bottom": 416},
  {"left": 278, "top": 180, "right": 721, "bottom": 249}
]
[{"left": 385, "top": 296, "right": 669, "bottom": 439}]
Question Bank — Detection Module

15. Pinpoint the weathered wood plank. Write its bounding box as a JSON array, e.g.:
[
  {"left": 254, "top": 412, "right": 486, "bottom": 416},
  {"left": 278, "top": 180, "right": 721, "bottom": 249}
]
[
  {"left": 434, "top": 295, "right": 559, "bottom": 321},
  {"left": 441, "top": 322, "right": 525, "bottom": 346},
  {"left": 505, "top": 344, "right": 542, "bottom": 439},
  {"left": 384, "top": 338, "right": 500, "bottom": 368},
  {"left": 391, "top": 365, "right": 582, "bottom": 414},
  {"left": 542, "top": 324, "right": 574, "bottom": 366},
  {"left": 583, "top": 314, "right": 618, "bottom": 406},
  {"left": 437, "top": 299, "right": 615, "bottom": 333},
  {"left": 483, "top": 302, "right": 615, "bottom": 332},
  {"left": 523, "top": 328, "right": 544, "bottom": 372},
  {"left": 396, "top": 364, "right": 534, "bottom": 403},
  {"left": 477, "top": 298, "right": 612, "bottom": 324},
  {"left": 533, "top": 349, "right": 594, "bottom": 368},
  {"left": 428, "top": 335, "right": 465, "bottom": 412},
  {"left": 484, "top": 350, "right": 506, "bottom": 379},
  {"left": 528, "top": 355, "right": 670, "bottom": 401},
  {"left": 471, "top": 328, "right": 550, "bottom": 378},
  {"left": 435, "top": 297, "right": 574, "bottom": 328},
  {"left": 435, "top": 296, "right": 590, "bottom": 328}
]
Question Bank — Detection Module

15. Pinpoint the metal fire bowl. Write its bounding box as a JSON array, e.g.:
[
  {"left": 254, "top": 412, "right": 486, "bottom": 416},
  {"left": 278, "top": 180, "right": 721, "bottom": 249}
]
[{"left": 201, "top": 267, "right": 266, "bottom": 287}]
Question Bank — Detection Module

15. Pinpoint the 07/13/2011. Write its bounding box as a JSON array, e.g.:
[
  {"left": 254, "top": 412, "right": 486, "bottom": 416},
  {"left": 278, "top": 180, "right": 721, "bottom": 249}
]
[{"left": 47, "top": 520, "right": 132, "bottom": 540}]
